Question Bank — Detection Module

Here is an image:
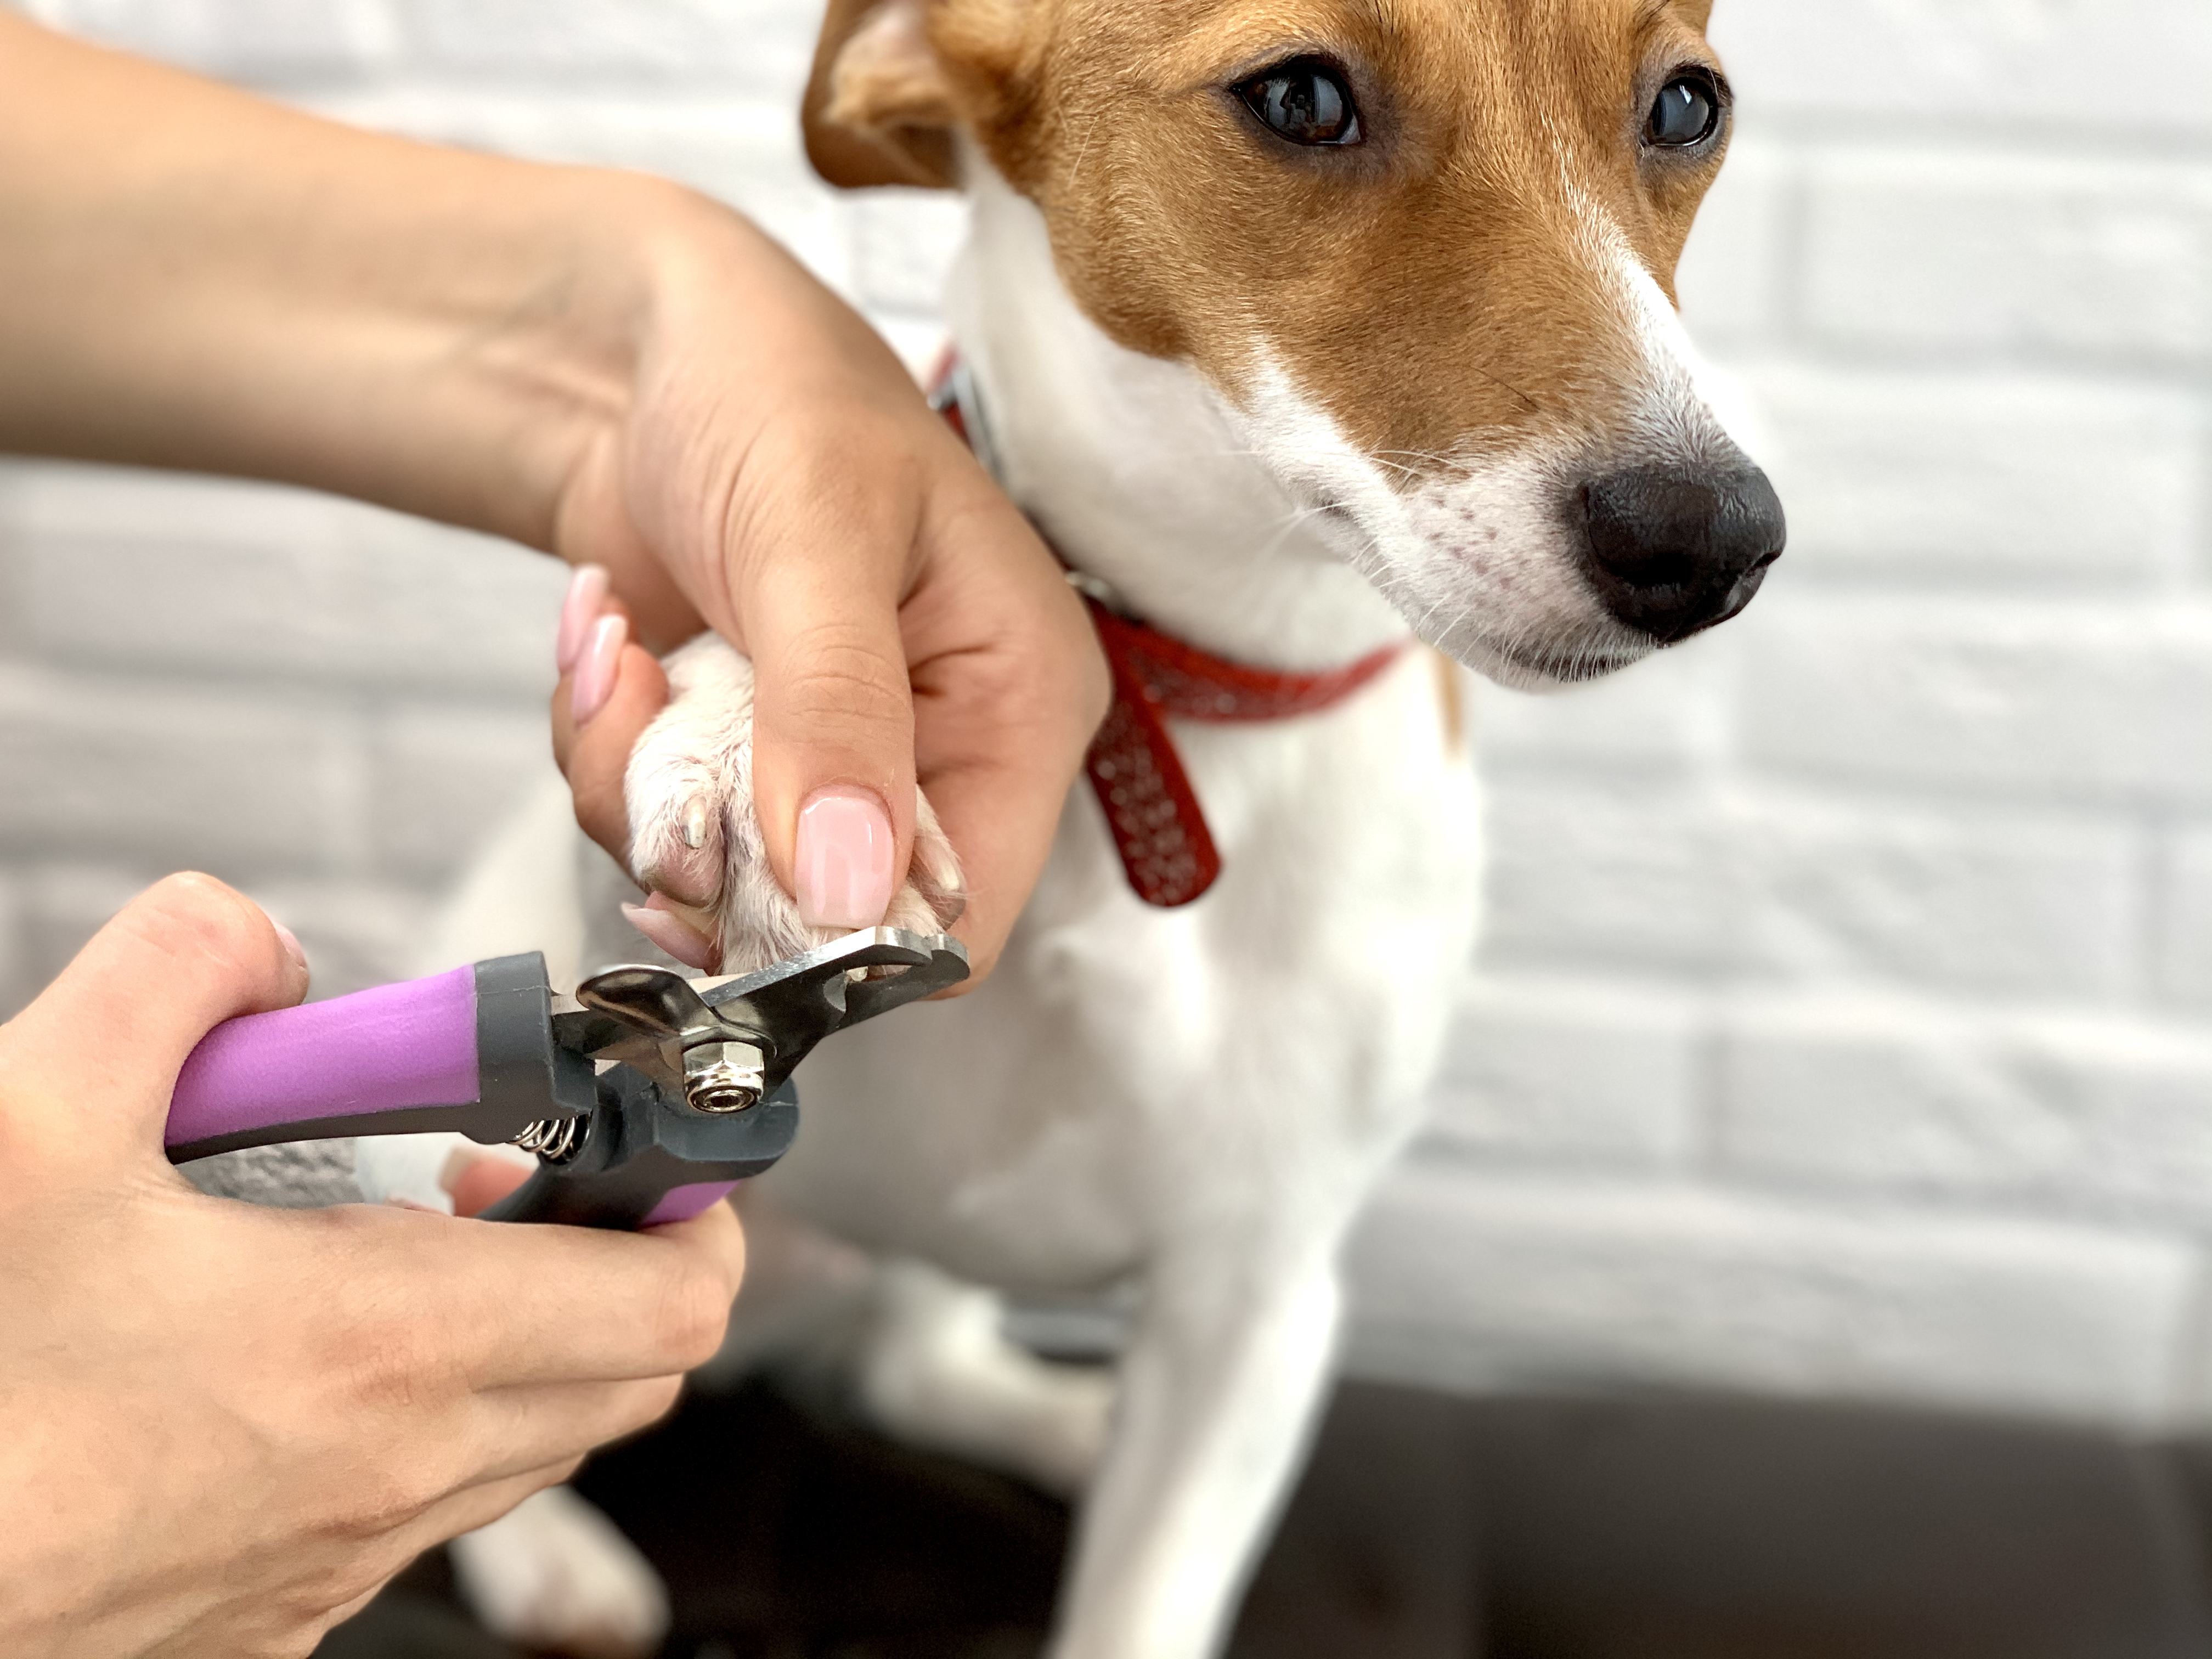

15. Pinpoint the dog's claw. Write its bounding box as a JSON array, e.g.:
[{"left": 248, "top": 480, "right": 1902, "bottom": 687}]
[{"left": 621, "top": 900, "right": 718, "bottom": 973}]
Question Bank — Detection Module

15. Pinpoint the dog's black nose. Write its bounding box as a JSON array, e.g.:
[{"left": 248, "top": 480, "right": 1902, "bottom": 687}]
[{"left": 1577, "top": 462, "right": 1787, "bottom": 644}]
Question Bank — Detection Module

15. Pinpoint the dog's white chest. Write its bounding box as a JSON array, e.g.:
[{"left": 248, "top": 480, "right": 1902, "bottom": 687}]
[{"left": 761, "top": 654, "right": 1480, "bottom": 1292}]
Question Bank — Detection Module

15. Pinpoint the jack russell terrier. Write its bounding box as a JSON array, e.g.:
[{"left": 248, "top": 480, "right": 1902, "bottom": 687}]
[{"left": 361, "top": 0, "right": 1783, "bottom": 1652}]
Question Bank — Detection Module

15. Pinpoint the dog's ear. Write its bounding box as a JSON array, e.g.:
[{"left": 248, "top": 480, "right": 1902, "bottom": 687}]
[{"left": 804, "top": 0, "right": 960, "bottom": 190}]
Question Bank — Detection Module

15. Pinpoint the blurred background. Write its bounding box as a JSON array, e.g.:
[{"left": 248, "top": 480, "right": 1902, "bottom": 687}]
[{"left": 7, "top": 1, "right": 2212, "bottom": 1652}]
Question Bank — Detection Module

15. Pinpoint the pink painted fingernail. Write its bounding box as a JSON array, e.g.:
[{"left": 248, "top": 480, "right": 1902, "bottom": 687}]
[
  {"left": 556, "top": 565, "right": 611, "bottom": 672},
  {"left": 795, "top": 787, "right": 896, "bottom": 930},
  {"left": 571, "top": 612, "right": 627, "bottom": 726}
]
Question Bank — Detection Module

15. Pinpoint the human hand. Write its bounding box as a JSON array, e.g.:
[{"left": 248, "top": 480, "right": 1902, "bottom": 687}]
[
  {"left": 540, "top": 204, "right": 1106, "bottom": 982},
  {"left": 0, "top": 15, "right": 1103, "bottom": 981},
  {"left": 0, "top": 875, "right": 744, "bottom": 1659}
]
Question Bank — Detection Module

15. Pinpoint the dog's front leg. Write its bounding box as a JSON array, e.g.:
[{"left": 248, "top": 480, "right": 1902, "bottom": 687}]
[{"left": 1052, "top": 1241, "right": 1345, "bottom": 1659}]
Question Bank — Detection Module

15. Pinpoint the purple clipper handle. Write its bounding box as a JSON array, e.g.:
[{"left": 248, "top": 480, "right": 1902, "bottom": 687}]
[
  {"left": 644, "top": 1182, "right": 744, "bottom": 1225},
  {"left": 166, "top": 955, "right": 589, "bottom": 1164}
]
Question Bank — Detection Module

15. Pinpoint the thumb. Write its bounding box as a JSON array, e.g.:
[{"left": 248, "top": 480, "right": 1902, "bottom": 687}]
[
  {"left": 0, "top": 873, "right": 309, "bottom": 1156},
  {"left": 738, "top": 514, "right": 917, "bottom": 932}
]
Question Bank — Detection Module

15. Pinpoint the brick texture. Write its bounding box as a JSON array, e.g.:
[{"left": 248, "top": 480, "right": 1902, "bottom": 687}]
[
  {"left": 1716, "top": 2, "right": 2212, "bottom": 138},
  {"left": 1804, "top": 154, "right": 2212, "bottom": 370},
  {"left": 10, "top": 0, "right": 2212, "bottom": 1431},
  {"left": 1348, "top": 1165, "right": 2196, "bottom": 1429},
  {"left": 1748, "top": 369, "right": 2203, "bottom": 585}
]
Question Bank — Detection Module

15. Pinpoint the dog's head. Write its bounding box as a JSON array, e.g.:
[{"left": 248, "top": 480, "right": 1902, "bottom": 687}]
[{"left": 807, "top": 0, "right": 1784, "bottom": 688}]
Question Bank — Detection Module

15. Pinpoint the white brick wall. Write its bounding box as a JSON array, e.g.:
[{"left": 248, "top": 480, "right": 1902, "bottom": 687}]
[
  {"left": 1360, "top": 0, "right": 2212, "bottom": 1431},
  {"left": 9, "top": 0, "right": 2212, "bottom": 1431}
]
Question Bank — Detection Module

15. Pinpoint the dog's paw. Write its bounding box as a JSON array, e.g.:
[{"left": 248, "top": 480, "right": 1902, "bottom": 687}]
[
  {"left": 449, "top": 1486, "right": 668, "bottom": 1659},
  {"left": 623, "top": 634, "right": 963, "bottom": 975}
]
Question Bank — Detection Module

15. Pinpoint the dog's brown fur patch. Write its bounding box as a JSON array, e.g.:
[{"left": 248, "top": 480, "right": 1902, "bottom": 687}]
[
  {"left": 806, "top": 0, "right": 960, "bottom": 188},
  {"left": 807, "top": 0, "right": 1731, "bottom": 480}
]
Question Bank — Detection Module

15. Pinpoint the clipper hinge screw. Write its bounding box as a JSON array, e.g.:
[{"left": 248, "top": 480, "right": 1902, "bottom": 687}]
[{"left": 683, "top": 1040, "right": 765, "bottom": 1115}]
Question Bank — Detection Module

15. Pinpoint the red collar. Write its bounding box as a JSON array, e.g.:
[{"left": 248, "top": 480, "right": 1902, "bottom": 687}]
[{"left": 932, "top": 355, "right": 1406, "bottom": 907}]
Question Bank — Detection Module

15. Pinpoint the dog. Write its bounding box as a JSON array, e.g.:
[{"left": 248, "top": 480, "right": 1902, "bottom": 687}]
[{"left": 362, "top": 1, "right": 1782, "bottom": 1652}]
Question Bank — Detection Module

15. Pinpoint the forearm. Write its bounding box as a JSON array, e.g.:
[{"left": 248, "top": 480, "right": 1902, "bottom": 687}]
[
  {"left": 0, "top": 12, "right": 685, "bottom": 555},
  {"left": 0, "top": 12, "right": 1105, "bottom": 976}
]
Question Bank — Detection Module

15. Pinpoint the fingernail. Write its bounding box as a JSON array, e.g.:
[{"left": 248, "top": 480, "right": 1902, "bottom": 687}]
[
  {"left": 571, "top": 612, "right": 628, "bottom": 726},
  {"left": 795, "top": 787, "right": 896, "bottom": 931},
  {"left": 556, "top": 565, "right": 611, "bottom": 672},
  {"left": 272, "top": 921, "right": 308, "bottom": 975}
]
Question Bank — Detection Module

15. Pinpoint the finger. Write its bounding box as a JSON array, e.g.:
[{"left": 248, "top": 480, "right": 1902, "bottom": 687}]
[
  {"left": 554, "top": 642, "right": 669, "bottom": 867},
  {"left": 555, "top": 563, "right": 614, "bottom": 675},
  {"left": 392, "top": 1459, "right": 585, "bottom": 1562},
  {"left": 386, "top": 1206, "right": 744, "bottom": 1389},
  {"left": 725, "top": 408, "right": 926, "bottom": 926},
  {"left": 904, "top": 488, "right": 1110, "bottom": 983},
  {"left": 462, "top": 1374, "right": 685, "bottom": 1483},
  {"left": 318, "top": 1577, "right": 402, "bottom": 1642},
  {"left": 551, "top": 430, "right": 706, "bottom": 654},
  {"left": 298, "top": 1463, "right": 588, "bottom": 1649},
  {"left": 447, "top": 1150, "right": 534, "bottom": 1219},
  {"left": 1, "top": 872, "right": 309, "bottom": 1138},
  {"left": 647, "top": 1180, "right": 747, "bottom": 1277}
]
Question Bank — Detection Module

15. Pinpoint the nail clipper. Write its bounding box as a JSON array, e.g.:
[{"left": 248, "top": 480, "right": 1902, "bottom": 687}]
[{"left": 164, "top": 928, "right": 969, "bottom": 1228}]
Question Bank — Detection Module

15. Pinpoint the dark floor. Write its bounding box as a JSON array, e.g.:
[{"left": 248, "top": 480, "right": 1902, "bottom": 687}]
[{"left": 319, "top": 1378, "right": 2212, "bottom": 1659}]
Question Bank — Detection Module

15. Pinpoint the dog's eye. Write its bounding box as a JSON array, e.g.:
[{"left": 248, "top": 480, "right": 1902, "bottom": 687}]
[
  {"left": 1646, "top": 73, "right": 1722, "bottom": 149},
  {"left": 1237, "top": 59, "right": 1362, "bottom": 147}
]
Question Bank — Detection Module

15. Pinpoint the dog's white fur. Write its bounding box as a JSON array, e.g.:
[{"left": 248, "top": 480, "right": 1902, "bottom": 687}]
[{"left": 367, "top": 130, "right": 1748, "bottom": 1659}]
